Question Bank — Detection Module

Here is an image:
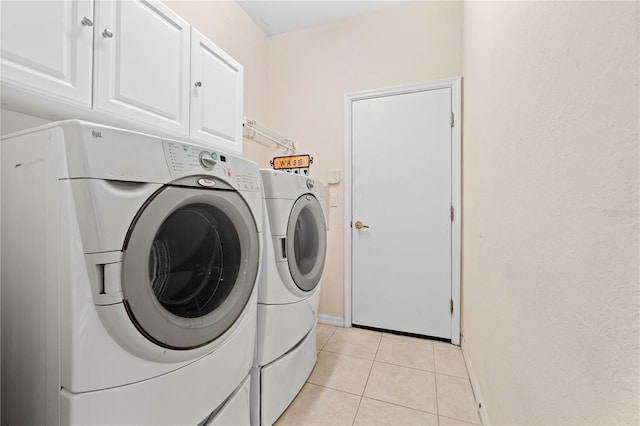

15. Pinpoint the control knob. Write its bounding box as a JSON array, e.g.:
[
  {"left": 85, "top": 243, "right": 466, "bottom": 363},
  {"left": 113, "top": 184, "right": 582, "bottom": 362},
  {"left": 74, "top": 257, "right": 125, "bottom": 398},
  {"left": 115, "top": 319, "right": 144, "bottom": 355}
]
[{"left": 199, "top": 151, "right": 217, "bottom": 170}]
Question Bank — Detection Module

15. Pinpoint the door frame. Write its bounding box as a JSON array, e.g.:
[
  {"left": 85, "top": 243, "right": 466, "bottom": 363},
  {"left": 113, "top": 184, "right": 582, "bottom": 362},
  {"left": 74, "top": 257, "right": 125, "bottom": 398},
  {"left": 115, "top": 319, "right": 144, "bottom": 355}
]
[{"left": 343, "top": 78, "right": 462, "bottom": 345}]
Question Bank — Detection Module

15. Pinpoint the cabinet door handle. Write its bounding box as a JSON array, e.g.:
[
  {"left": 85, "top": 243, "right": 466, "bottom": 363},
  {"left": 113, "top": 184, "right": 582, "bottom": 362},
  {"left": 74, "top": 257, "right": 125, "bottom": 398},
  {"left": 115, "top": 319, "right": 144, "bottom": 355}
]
[
  {"left": 194, "top": 81, "right": 202, "bottom": 88},
  {"left": 102, "top": 29, "right": 113, "bottom": 38},
  {"left": 81, "top": 17, "right": 93, "bottom": 27}
]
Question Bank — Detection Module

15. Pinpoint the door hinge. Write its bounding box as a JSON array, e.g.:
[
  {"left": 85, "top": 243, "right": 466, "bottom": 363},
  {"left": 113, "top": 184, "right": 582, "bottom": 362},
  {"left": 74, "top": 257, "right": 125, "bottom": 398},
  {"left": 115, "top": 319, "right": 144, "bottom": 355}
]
[
  {"left": 450, "top": 299, "right": 454, "bottom": 315},
  {"left": 450, "top": 112, "right": 454, "bottom": 128},
  {"left": 450, "top": 206, "right": 454, "bottom": 222}
]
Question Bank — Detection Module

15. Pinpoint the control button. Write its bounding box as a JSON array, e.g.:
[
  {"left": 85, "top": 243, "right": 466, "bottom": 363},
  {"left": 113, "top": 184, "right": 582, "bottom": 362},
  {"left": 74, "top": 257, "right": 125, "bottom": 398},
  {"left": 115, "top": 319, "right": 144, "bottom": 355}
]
[{"left": 199, "top": 151, "right": 216, "bottom": 170}]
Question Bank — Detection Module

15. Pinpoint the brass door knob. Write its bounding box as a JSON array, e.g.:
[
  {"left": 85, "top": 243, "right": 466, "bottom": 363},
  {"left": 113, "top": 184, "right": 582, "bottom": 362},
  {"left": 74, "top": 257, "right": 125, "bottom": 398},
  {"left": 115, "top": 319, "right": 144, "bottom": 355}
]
[{"left": 354, "top": 220, "right": 370, "bottom": 229}]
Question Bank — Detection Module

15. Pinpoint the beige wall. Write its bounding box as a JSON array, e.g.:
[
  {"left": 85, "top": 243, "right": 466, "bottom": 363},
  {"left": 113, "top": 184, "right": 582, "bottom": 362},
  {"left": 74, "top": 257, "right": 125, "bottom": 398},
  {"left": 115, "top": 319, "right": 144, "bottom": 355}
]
[
  {"left": 265, "top": 1, "right": 463, "bottom": 318},
  {"left": 462, "top": 1, "right": 639, "bottom": 424}
]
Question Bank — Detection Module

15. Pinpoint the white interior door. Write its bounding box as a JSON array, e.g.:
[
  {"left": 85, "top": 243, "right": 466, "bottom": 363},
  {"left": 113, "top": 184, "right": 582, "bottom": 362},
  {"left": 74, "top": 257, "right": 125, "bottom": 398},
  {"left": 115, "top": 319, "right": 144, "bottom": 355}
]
[{"left": 351, "top": 87, "right": 453, "bottom": 339}]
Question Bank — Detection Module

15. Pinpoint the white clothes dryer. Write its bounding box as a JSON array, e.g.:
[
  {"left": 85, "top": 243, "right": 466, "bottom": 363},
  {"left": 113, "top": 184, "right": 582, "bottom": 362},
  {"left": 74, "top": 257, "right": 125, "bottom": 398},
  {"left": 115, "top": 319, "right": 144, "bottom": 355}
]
[
  {"left": 1, "top": 121, "right": 262, "bottom": 425},
  {"left": 251, "top": 169, "right": 328, "bottom": 426}
]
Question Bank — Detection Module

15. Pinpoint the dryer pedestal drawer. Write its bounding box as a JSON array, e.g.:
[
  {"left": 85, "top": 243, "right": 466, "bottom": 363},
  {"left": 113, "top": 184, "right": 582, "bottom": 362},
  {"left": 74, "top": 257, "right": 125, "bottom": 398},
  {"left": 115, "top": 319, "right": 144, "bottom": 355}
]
[
  {"left": 255, "top": 288, "right": 320, "bottom": 366},
  {"left": 259, "top": 324, "right": 317, "bottom": 426}
]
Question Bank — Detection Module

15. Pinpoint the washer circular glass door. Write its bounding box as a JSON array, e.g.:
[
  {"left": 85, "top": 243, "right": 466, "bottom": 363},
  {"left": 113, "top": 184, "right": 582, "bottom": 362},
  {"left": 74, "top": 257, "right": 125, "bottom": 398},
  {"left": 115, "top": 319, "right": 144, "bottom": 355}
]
[
  {"left": 286, "top": 194, "right": 327, "bottom": 292},
  {"left": 122, "top": 186, "right": 259, "bottom": 350}
]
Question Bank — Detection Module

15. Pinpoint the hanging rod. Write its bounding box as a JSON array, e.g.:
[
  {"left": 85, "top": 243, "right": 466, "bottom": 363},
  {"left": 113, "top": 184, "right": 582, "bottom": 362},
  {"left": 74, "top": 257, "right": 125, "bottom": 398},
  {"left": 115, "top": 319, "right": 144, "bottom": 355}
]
[{"left": 243, "top": 118, "right": 297, "bottom": 154}]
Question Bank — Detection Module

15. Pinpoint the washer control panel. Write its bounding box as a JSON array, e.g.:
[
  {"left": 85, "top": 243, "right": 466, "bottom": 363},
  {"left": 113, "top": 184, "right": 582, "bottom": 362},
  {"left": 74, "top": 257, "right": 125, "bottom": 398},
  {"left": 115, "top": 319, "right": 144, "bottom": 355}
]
[
  {"left": 164, "top": 141, "right": 227, "bottom": 174},
  {"left": 163, "top": 140, "right": 260, "bottom": 191}
]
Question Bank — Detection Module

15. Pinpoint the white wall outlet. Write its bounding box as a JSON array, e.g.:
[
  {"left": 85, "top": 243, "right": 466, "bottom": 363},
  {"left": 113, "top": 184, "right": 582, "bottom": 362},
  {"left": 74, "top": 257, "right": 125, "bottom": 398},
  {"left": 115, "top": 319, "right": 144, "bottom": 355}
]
[{"left": 329, "top": 190, "right": 338, "bottom": 207}]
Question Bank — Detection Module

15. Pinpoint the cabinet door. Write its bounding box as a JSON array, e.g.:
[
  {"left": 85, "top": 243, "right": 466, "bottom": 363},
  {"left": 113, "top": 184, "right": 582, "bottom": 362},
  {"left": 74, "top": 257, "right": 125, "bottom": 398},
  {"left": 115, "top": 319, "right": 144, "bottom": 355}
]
[
  {"left": 190, "top": 29, "right": 244, "bottom": 154},
  {"left": 94, "top": 0, "right": 190, "bottom": 137},
  {"left": 0, "top": 0, "right": 93, "bottom": 108}
]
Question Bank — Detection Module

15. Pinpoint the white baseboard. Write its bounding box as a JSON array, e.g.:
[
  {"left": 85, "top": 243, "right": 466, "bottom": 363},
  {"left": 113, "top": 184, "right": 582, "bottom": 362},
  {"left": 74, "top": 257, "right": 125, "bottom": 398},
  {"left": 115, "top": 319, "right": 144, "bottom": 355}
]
[
  {"left": 461, "top": 335, "right": 491, "bottom": 425},
  {"left": 317, "top": 314, "right": 344, "bottom": 327}
]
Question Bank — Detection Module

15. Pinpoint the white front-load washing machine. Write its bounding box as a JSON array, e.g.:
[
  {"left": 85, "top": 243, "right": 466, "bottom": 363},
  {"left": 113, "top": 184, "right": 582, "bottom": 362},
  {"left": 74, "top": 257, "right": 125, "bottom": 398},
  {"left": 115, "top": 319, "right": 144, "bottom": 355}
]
[
  {"left": 251, "top": 169, "right": 328, "bottom": 426},
  {"left": 1, "top": 120, "right": 262, "bottom": 425}
]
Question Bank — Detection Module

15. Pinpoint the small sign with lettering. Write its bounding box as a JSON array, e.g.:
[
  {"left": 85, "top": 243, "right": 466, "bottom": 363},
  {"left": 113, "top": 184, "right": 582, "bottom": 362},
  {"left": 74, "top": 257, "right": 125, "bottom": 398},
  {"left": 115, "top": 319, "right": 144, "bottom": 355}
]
[{"left": 271, "top": 154, "right": 313, "bottom": 175}]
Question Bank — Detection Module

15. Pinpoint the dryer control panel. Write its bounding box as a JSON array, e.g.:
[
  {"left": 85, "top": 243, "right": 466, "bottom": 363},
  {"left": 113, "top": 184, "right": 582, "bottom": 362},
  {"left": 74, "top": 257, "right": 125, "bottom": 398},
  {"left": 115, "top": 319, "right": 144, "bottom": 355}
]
[{"left": 162, "top": 140, "right": 260, "bottom": 192}]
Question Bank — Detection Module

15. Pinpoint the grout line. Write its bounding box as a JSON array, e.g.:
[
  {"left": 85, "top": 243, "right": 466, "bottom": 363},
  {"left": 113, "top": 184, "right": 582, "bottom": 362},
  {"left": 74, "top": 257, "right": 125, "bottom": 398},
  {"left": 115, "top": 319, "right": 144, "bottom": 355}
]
[
  {"left": 305, "top": 381, "right": 362, "bottom": 399},
  {"left": 434, "top": 371, "right": 473, "bottom": 380},
  {"left": 433, "top": 341, "right": 440, "bottom": 425},
  {"left": 439, "top": 415, "right": 480, "bottom": 425},
  {"left": 361, "top": 396, "right": 439, "bottom": 417},
  {"left": 320, "top": 347, "right": 377, "bottom": 361},
  {"left": 310, "top": 349, "right": 374, "bottom": 398},
  {"left": 306, "top": 381, "right": 367, "bottom": 398},
  {"left": 373, "top": 359, "right": 437, "bottom": 374},
  {"left": 351, "top": 396, "right": 363, "bottom": 426},
  {"left": 357, "top": 334, "right": 383, "bottom": 414},
  {"left": 372, "top": 331, "right": 383, "bottom": 362},
  {"left": 318, "top": 348, "right": 376, "bottom": 363},
  {"left": 431, "top": 339, "right": 437, "bottom": 373},
  {"left": 317, "top": 327, "right": 336, "bottom": 351}
]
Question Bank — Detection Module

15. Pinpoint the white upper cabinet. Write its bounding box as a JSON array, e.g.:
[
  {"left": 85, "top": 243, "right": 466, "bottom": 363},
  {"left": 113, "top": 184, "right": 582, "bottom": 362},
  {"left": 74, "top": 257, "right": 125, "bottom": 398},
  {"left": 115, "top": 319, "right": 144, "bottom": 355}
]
[
  {"left": 93, "top": 0, "right": 190, "bottom": 137},
  {"left": 0, "top": 0, "right": 94, "bottom": 108},
  {"left": 190, "top": 28, "right": 244, "bottom": 154},
  {"left": 1, "top": 0, "right": 244, "bottom": 153}
]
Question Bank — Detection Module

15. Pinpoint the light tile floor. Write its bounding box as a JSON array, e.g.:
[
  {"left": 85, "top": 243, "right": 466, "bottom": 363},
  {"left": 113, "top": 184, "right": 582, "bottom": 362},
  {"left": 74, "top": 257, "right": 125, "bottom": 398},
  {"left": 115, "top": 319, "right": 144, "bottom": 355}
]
[{"left": 275, "top": 325, "right": 480, "bottom": 426}]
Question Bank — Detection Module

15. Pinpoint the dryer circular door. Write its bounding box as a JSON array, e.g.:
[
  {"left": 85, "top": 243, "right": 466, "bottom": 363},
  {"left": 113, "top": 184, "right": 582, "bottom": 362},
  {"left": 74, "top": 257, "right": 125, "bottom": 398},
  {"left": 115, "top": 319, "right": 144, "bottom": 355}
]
[
  {"left": 285, "top": 193, "right": 327, "bottom": 292},
  {"left": 122, "top": 186, "right": 259, "bottom": 350}
]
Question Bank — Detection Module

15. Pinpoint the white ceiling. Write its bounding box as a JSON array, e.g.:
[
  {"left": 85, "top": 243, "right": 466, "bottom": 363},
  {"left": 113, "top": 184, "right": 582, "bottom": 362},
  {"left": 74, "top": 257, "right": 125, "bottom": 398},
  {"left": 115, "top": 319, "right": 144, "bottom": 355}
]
[{"left": 236, "top": 1, "right": 411, "bottom": 36}]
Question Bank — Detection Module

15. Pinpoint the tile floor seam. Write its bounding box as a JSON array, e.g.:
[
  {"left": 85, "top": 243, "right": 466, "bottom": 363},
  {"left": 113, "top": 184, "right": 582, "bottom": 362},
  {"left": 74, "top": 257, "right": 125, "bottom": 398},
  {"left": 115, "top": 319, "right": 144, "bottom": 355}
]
[
  {"left": 434, "top": 374, "right": 481, "bottom": 425},
  {"left": 305, "top": 380, "right": 369, "bottom": 398},
  {"left": 356, "top": 336, "right": 381, "bottom": 422},
  {"left": 431, "top": 340, "right": 440, "bottom": 425},
  {"left": 320, "top": 348, "right": 378, "bottom": 361},
  {"left": 373, "top": 359, "right": 439, "bottom": 374},
  {"left": 372, "top": 333, "right": 382, "bottom": 359},
  {"left": 361, "top": 395, "right": 440, "bottom": 418},
  {"left": 433, "top": 371, "right": 473, "bottom": 380},
  {"left": 438, "top": 415, "right": 478, "bottom": 425},
  {"left": 438, "top": 415, "right": 482, "bottom": 426},
  {"left": 316, "top": 327, "right": 337, "bottom": 351},
  {"left": 305, "top": 381, "right": 366, "bottom": 399},
  {"left": 351, "top": 396, "right": 364, "bottom": 426},
  {"left": 318, "top": 348, "right": 377, "bottom": 362},
  {"left": 372, "top": 357, "right": 437, "bottom": 374},
  {"left": 366, "top": 332, "right": 384, "bottom": 385},
  {"left": 437, "top": 412, "right": 480, "bottom": 425},
  {"left": 430, "top": 340, "right": 437, "bottom": 373}
]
